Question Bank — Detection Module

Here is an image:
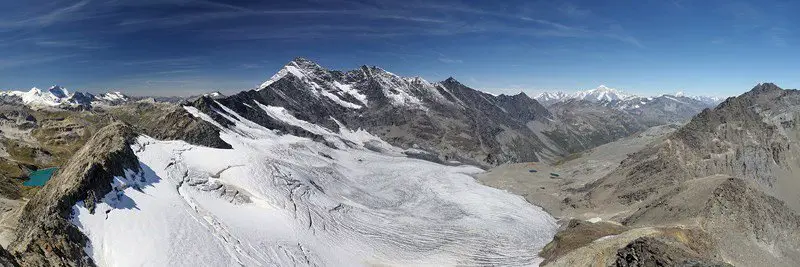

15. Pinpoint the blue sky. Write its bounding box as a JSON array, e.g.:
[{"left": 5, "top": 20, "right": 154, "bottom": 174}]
[{"left": 0, "top": 0, "right": 797, "bottom": 96}]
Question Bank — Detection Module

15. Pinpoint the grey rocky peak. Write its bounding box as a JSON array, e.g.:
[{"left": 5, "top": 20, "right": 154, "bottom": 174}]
[{"left": 748, "top": 82, "right": 781, "bottom": 93}]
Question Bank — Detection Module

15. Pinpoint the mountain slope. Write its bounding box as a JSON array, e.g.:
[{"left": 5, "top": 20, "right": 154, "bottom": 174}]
[
  {"left": 480, "top": 83, "right": 800, "bottom": 266},
  {"left": 604, "top": 94, "right": 717, "bottom": 126},
  {"left": 543, "top": 99, "right": 648, "bottom": 153},
  {"left": 561, "top": 83, "right": 800, "bottom": 266},
  {"left": 187, "top": 58, "right": 644, "bottom": 167}
]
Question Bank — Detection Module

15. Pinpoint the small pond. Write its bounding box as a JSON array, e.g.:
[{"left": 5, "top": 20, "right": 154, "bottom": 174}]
[{"left": 23, "top": 167, "right": 58, "bottom": 187}]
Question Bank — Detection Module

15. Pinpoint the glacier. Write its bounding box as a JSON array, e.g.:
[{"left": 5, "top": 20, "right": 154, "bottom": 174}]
[{"left": 69, "top": 101, "right": 558, "bottom": 266}]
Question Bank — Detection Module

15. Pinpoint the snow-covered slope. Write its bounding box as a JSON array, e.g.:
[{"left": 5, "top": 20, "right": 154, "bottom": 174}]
[
  {"left": 70, "top": 100, "right": 558, "bottom": 266},
  {"left": 95, "top": 91, "right": 129, "bottom": 103},
  {"left": 257, "top": 58, "right": 436, "bottom": 109}
]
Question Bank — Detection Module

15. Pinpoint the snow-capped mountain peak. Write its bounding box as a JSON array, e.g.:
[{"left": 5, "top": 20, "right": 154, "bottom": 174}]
[
  {"left": 535, "top": 91, "right": 568, "bottom": 101},
  {"left": 258, "top": 57, "right": 328, "bottom": 90},
  {"left": 533, "top": 91, "right": 569, "bottom": 105},
  {"left": 572, "top": 85, "right": 633, "bottom": 102},
  {"left": 204, "top": 91, "right": 223, "bottom": 97},
  {"left": 1, "top": 86, "right": 134, "bottom": 108},
  {"left": 96, "top": 91, "right": 128, "bottom": 101},
  {"left": 257, "top": 58, "right": 440, "bottom": 109},
  {"left": 1, "top": 86, "right": 76, "bottom": 107}
]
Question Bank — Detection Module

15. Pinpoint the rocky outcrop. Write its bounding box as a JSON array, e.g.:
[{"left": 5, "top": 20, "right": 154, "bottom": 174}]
[
  {"left": 0, "top": 246, "right": 18, "bottom": 267},
  {"left": 614, "top": 237, "right": 731, "bottom": 267},
  {"left": 540, "top": 219, "right": 628, "bottom": 265},
  {"left": 8, "top": 123, "right": 140, "bottom": 266}
]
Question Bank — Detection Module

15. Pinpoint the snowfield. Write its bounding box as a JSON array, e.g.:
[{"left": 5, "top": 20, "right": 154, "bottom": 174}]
[{"left": 70, "top": 101, "right": 558, "bottom": 266}]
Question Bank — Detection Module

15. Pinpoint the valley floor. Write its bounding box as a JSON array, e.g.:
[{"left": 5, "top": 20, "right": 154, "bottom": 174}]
[{"left": 476, "top": 124, "right": 679, "bottom": 219}]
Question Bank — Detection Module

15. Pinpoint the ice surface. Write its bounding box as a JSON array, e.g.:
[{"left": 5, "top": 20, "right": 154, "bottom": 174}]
[{"left": 72, "top": 102, "right": 558, "bottom": 266}]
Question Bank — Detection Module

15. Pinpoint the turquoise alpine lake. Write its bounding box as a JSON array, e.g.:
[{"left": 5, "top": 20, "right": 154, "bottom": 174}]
[{"left": 23, "top": 167, "right": 58, "bottom": 187}]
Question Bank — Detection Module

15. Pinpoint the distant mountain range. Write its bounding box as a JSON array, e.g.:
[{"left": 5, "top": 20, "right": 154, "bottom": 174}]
[
  {"left": 536, "top": 85, "right": 724, "bottom": 126},
  {"left": 534, "top": 85, "right": 723, "bottom": 107},
  {"left": 0, "top": 86, "right": 130, "bottom": 109}
]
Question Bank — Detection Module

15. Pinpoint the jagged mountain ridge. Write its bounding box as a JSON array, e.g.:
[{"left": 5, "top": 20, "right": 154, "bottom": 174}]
[{"left": 188, "top": 57, "right": 645, "bottom": 167}]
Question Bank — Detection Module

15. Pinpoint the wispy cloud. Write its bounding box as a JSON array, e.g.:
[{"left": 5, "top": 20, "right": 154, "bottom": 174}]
[
  {"left": 766, "top": 27, "right": 789, "bottom": 46},
  {"left": 35, "top": 39, "right": 109, "bottom": 49},
  {"left": 2, "top": 0, "right": 642, "bottom": 48},
  {"left": 0, "top": 0, "right": 91, "bottom": 29},
  {"left": 559, "top": 3, "right": 591, "bottom": 18},
  {"left": 0, "top": 54, "right": 77, "bottom": 69},
  {"left": 239, "top": 63, "right": 263, "bottom": 69},
  {"left": 718, "top": 1, "right": 792, "bottom": 47},
  {"left": 438, "top": 57, "right": 463, "bottom": 64},
  {"left": 120, "top": 57, "right": 205, "bottom": 67}
]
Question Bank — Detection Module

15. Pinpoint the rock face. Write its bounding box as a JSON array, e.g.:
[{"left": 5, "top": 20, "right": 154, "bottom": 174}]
[
  {"left": 186, "top": 58, "right": 643, "bottom": 167},
  {"left": 8, "top": 123, "right": 140, "bottom": 266},
  {"left": 0, "top": 247, "right": 17, "bottom": 267}
]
